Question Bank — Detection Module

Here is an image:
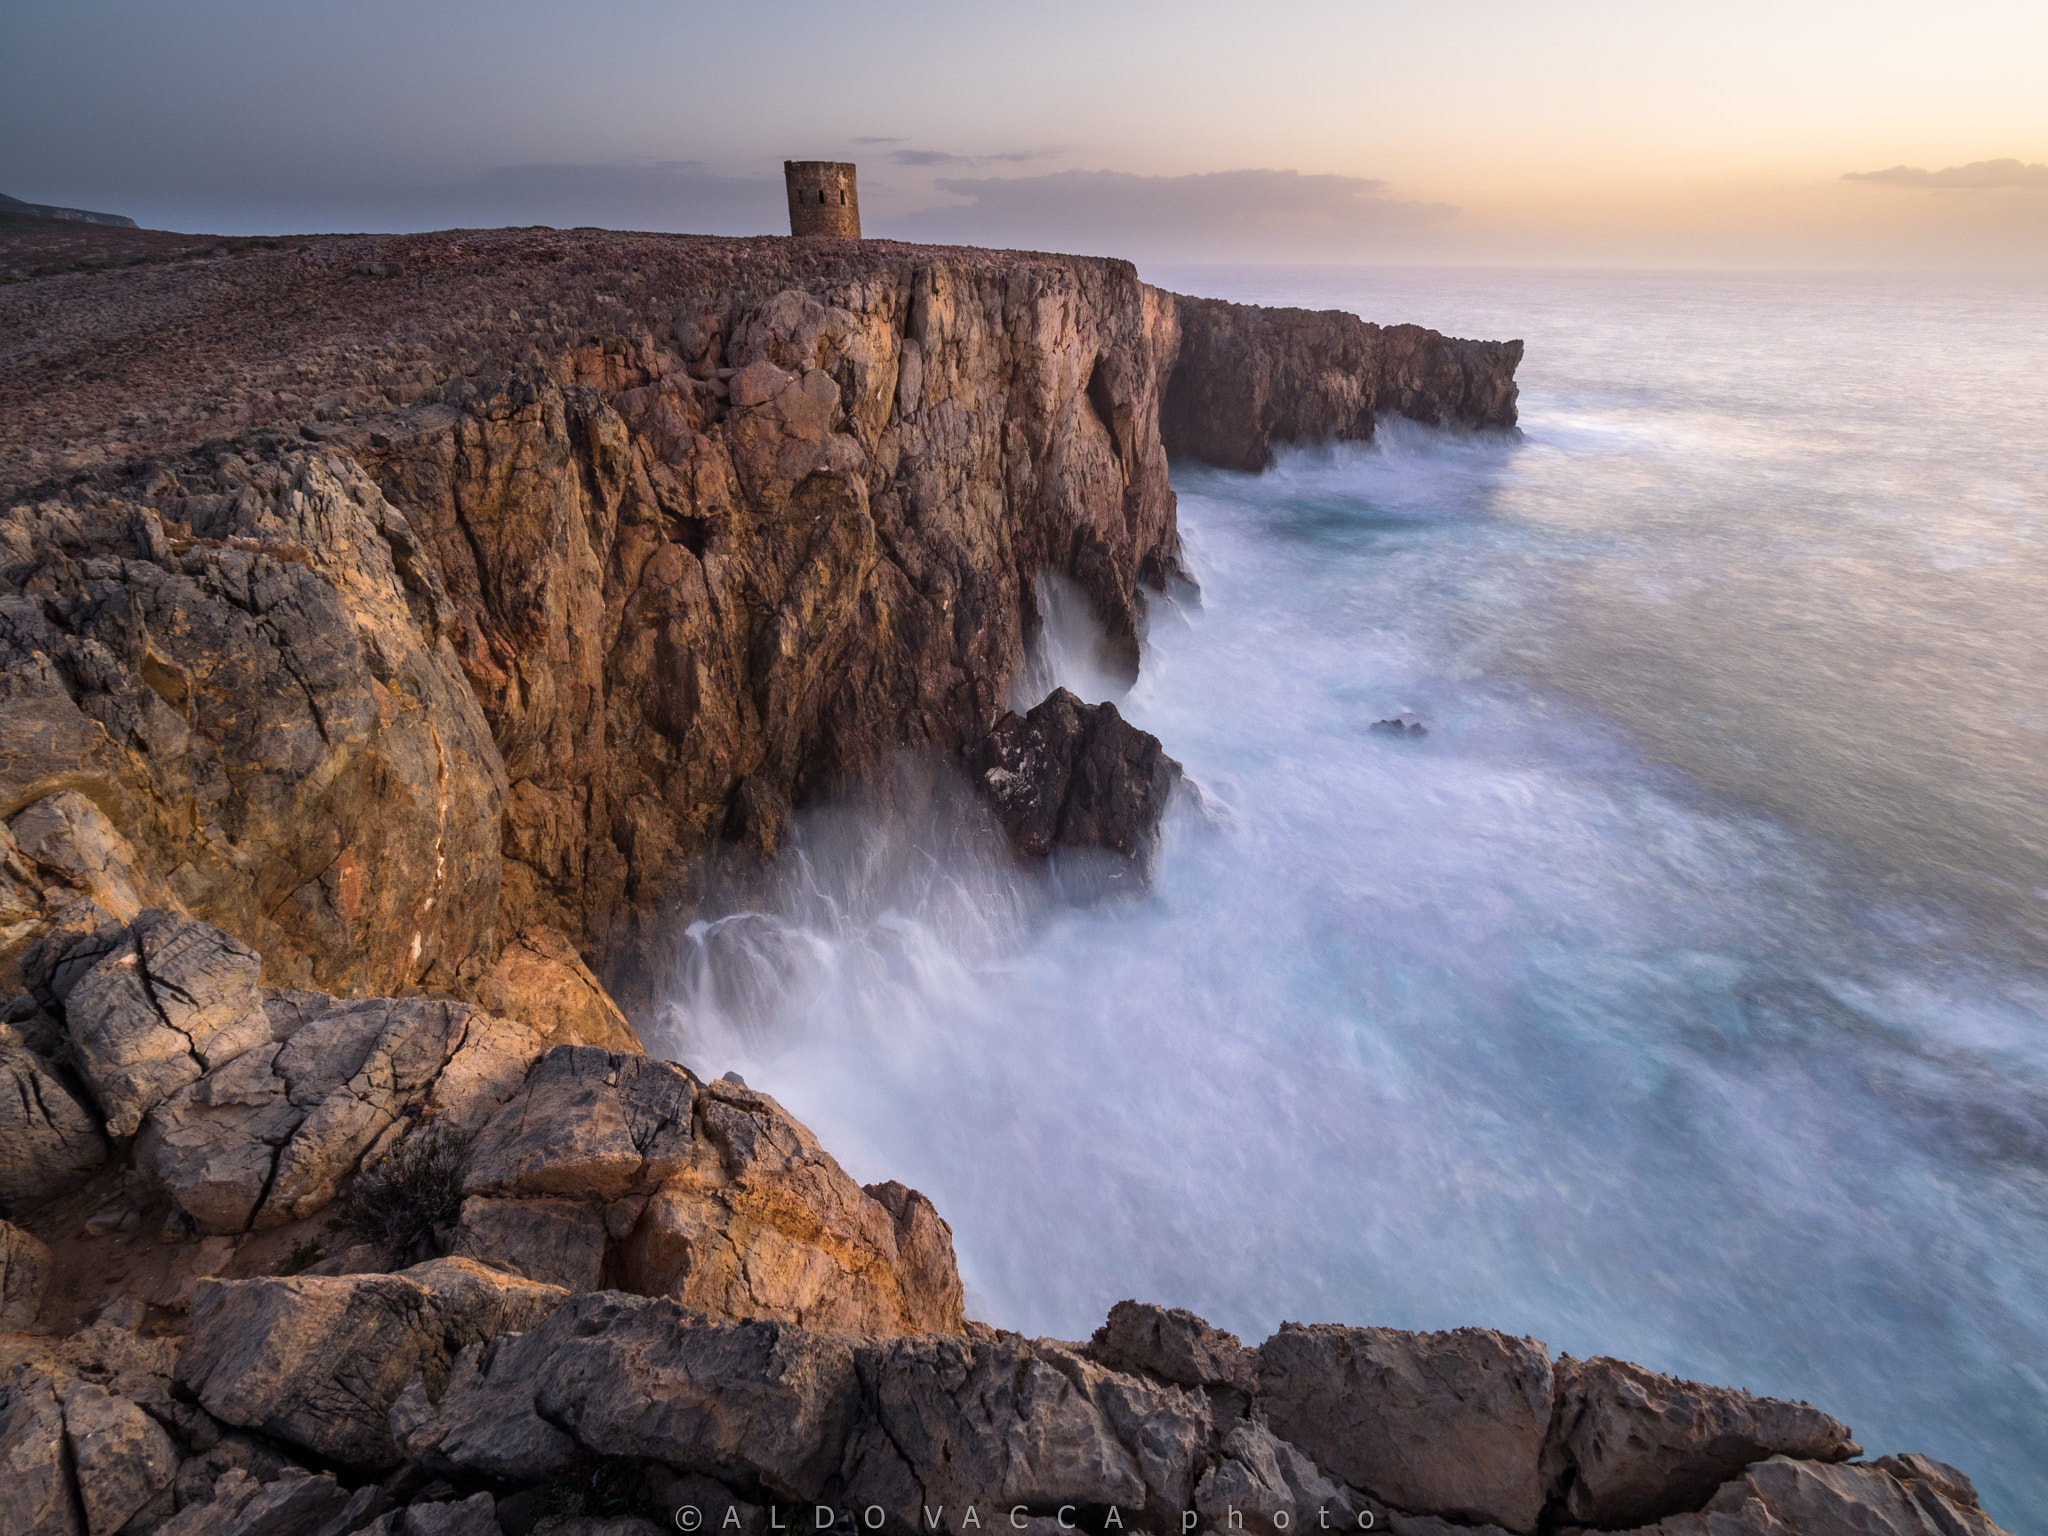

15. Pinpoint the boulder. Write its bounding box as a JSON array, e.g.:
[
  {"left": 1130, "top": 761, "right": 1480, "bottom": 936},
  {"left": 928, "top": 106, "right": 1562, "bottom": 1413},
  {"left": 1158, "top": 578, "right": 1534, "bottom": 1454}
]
[
  {"left": 449, "top": 1196, "right": 608, "bottom": 1292},
  {"left": 1871, "top": 1454, "right": 1982, "bottom": 1512},
  {"left": 1546, "top": 1355, "right": 1862, "bottom": 1528},
  {"left": 53, "top": 1376, "right": 180, "bottom": 1536},
  {"left": 1088, "top": 1299, "right": 1251, "bottom": 1389},
  {"left": 1639, "top": 1455, "right": 2010, "bottom": 1536},
  {"left": 405, "top": 1493, "right": 504, "bottom": 1536},
  {"left": 1195, "top": 1420, "right": 1381, "bottom": 1530},
  {"left": 463, "top": 1045, "right": 698, "bottom": 1202},
  {"left": 1255, "top": 1323, "right": 1554, "bottom": 1532},
  {"left": 178, "top": 1257, "right": 566, "bottom": 1469},
  {"left": 60, "top": 909, "right": 270, "bottom": 1137},
  {"left": 400, "top": 1291, "right": 862, "bottom": 1495},
  {"left": 974, "top": 689, "right": 1181, "bottom": 870},
  {"left": 0, "top": 1033, "right": 108, "bottom": 1212},
  {"left": 618, "top": 1077, "right": 965, "bottom": 1334},
  {"left": 839, "top": 1331, "right": 1212, "bottom": 1531},
  {"left": 0, "top": 1217, "right": 52, "bottom": 1328},
  {"left": 0, "top": 1373, "right": 77, "bottom": 1536},
  {"left": 137, "top": 957, "right": 598, "bottom": 1234},
  {"left": 150, "top": 1467, "right": 350, "bottom": 1536}
]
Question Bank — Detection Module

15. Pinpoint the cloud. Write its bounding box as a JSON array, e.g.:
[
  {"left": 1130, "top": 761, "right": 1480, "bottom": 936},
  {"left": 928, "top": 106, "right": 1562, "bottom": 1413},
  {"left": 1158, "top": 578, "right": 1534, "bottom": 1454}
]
[
  {"left": 889, "top": 147, "right": 1062, "bottom": 168},
  {"left": 1843, "top": 159, "right": 2048, "bottom": 191},
  {"left": 852, "top": 137, "right": 909, "bottom": 145},
  {"left": 877, "top": 167, "right": 1457, "bottom": 260}
]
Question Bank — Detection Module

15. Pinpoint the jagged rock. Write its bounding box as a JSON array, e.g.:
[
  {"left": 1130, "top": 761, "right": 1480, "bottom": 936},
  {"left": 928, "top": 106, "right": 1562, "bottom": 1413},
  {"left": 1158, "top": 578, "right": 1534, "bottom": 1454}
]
[
  {"left": 1160, "top": 295, "right": 1522, "bottom": 471},
  {"left": 1546, "top": 1355, "right": 1862, "bottom": 1528},
  {"left": 473, "top": 927, "right": 644, "bottom": 1055},
  {"left": 18, "top": 898, "right": 126, "bottom": 1012},
  {"left": 464, "top": 1045, "right": 699, "bottom": 1202},
  {"left": 619, "top": 1077, "right": 965, "bottom": 1334},
  {"left": 0, "top": 1217, "right": 52, "bottom": 1327},
  {"left": 1088, "top": 1299, "right": 1251, "bottom": 1388},
  {"left": 1195, "top": 1419, "right": 1381, "bottom": 1529},
  {"left": 398, "top": 1291, "right": 862, "bottom": 1493},
  {"left": 0, "top": 1373, "right": 76, "bottom": 1535},
  {"left": 0, "top": 1033, "right": 108, "bottom": 1211},
  {"left": 136, "top": 987, "right": 536, "bottom": 1236},
  {"left": 974, "top": 688, "right": 1181, "bottom": 868},
  {"left": 449, "top": 1196, "right": 608, "bottom": 1292},
  {"left": 61, "top": 908, "right": 270, "bottom": 1137},
  {"left": 54, "top": 1376, "right": 180, "bottom": 1535},
  {"left": 152, "top": 1467, "right": 350, "bottom": 1536},
  {"left": 1255, "top": 1323, "right": 1554, "bottom": 1532},
  {"left": 1631, "top": 1455, "right": 2010, "bottom": 1536},
  {"left": 8, "top": 792, "right": 147, "bottom": 924},
  {"left": 178, "top": 1257, "right": 567, "bottom": 1469},
  {"left": 1871, "top": 1454, "right": 1981, "bottom": 1512}
]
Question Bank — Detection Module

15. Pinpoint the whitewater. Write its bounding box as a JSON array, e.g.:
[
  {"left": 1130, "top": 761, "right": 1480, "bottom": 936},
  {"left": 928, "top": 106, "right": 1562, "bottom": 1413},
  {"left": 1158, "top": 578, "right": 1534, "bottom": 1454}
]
[{"left": 650, "top": 268, "right": 2048, "bottom": 1533}]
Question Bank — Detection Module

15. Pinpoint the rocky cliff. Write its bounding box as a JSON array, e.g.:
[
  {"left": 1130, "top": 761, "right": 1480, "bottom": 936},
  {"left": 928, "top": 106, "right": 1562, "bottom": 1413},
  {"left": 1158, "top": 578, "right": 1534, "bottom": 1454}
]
[
  {"left": 0, "top": 228, "right": 1517, "bottom": 1014},
  {"left": 3, "top": 225, "right": 1997, "bottom": 1536}
]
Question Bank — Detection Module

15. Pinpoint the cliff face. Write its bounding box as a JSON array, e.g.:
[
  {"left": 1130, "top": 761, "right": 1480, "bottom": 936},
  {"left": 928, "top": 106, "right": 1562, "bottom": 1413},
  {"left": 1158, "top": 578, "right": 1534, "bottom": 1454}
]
[
  {"left": 0, "top": 230, "right": 1514, "bottom": 1010},
  {"left": 1160, "top": 293, "right": 1523, "bottom": 471}
]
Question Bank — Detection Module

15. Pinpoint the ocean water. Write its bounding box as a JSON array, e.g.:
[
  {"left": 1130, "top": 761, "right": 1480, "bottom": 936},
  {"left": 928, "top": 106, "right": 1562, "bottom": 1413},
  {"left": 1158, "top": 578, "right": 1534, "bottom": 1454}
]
[{"left": 649, "top": 268, "right": 2048, "bottom": 1531}]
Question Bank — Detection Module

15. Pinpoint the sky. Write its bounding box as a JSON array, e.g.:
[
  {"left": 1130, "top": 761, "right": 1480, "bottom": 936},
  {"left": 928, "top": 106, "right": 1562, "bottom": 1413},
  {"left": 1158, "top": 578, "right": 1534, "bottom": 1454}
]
[{"left": 2, "top": 0, "right": 2044, "bottom": 268}]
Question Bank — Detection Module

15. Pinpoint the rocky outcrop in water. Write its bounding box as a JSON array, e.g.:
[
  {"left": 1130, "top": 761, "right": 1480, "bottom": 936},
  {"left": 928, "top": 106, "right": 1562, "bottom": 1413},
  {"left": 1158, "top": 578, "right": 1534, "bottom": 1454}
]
[
  {"left": 1160, "top": 295, "right": 1522, "bottom": 471},
  {"left": 1, "top": 228, "right": 1514, "bottom": 1013}
]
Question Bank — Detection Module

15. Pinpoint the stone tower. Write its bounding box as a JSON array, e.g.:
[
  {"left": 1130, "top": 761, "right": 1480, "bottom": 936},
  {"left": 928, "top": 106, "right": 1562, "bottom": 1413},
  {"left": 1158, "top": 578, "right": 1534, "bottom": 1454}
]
[{"left": 785, "top": 161, "right": 861, "bottom": 239}]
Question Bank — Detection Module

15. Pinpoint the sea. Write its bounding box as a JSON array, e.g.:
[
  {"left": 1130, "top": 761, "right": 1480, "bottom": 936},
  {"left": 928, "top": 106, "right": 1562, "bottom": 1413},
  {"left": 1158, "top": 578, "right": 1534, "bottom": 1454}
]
[{"left": 647, "top": 267, "right": 2048, "bottom": 1532}]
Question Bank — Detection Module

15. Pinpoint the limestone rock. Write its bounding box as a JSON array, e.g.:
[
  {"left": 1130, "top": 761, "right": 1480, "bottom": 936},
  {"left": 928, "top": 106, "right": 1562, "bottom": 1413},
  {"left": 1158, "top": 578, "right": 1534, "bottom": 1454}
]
[
  {"left": 1158, "top": 293, "right": 1521, "bottom": 471},
  {"left": 1088, "top": 1299, "right": 1251, "bottom": 1389},
  {"left": 152, "top": 1467, "right": 350, "bottom": 1536},
  {"left": 61, "top": 909, "right": 270, "bottom": 1137},
  {"left": 138, "top": 991, "right": 531, "bottom": 1233},
  {"left": 974, "top": 689, "right": 1181, "bottom": 868},
  {"left": 54, "top": 1376, "right": 180, "bottom": 1536},
  {"left": 178, "top": 1256, "right": 566, "bottom": 1469},
  {"left": 8, "top": 791, "right": 146, "bottom": 924},
  {"left": 1195, "top": 1419, "right": 1381, "bottom": 1530},
  {"left": 0, "top": 449, "right": 508, "bottom": 1000},
  {"left": 1640, "top": 1455, "right": 2012, "bottom": 1536},
  {"left": 403, "top": 1290, "right": 862, "bottom": 1496},
  {"left": 464, "top": 1045, "right": 698, "bottom": 1202},
  {"left": 839, "top": 1331, "right": 1211, "bottom": 1528},
  {"left": 1871, "top": 1454, "right": 1982, "bottom": 1512},
  {"left": 449, "top": 1196, "right": 608, "bottom": 1292},
  {"left": 0, "top": 1034, "right": 109, "bottom": 1212},
  {"left": 1255, "top": 1322, "right": 1554, "bottom": 1532},
  {"left": 0, "top": 1217, "right": 52, "bottom": 1328},
  {"left": 619, "top": 1076, "right": 965, "bottom": 1334},
  {"left": 0, "top": 1373, "right": 77, "bottom": 1536},
  {"left": 1547, "top": 1355, "right": 1862, "bottom": 1528},
  {"left": 474, "top": 926, "right": 644, "bottom": 1055}
]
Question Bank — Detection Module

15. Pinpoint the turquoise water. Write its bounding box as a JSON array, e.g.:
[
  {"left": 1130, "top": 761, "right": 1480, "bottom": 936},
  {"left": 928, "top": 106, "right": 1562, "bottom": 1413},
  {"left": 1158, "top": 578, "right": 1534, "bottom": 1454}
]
[{"left": 653, "top": 269, "right": 2048, "bottom": 1531}]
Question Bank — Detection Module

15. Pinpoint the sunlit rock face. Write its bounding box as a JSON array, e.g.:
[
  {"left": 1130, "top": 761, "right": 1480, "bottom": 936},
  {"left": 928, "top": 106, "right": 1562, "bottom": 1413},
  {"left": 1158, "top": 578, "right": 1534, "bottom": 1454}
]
[{"left": 0, "top": 230, "right": 1513, "bottom": 1015}]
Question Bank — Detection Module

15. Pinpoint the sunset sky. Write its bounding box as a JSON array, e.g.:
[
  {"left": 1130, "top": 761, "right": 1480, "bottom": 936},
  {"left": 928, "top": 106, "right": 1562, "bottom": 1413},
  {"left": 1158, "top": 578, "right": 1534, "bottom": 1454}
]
[{"left": 3, "top": 0, "right": 2043, "bottom": 266}]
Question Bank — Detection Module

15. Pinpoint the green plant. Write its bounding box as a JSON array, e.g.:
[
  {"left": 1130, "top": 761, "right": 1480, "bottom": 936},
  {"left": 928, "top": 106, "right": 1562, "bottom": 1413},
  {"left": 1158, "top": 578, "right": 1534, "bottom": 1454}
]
[{"left": 337, "top": 1122, "right": 471, "bottom": 1262}]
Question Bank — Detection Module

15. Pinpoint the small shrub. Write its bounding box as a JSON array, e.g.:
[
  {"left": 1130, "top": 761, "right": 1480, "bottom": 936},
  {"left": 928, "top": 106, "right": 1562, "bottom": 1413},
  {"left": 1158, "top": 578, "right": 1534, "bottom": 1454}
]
[
  {"left": 277, "top": 1239, "right": 325, "bottom": 1276},
  {"left": 337, "top": 1122, "right": 470, "bottom": 1262}
]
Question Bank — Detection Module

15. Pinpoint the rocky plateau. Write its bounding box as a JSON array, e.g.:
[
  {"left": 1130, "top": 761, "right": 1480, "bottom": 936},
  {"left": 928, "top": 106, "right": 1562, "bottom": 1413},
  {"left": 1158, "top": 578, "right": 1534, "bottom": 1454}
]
[{"left": 0, "top": 217, "right": 2006, "bottom": 1536}]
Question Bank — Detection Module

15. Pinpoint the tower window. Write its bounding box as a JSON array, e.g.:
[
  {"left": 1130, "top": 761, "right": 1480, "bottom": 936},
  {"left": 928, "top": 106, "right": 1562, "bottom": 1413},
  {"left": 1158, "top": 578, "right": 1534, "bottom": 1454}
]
[
  {"left": 840, "top": 191, "right": 846, "bottom": 204},
  {"left": 818, "top": 190, "right": 827, "bottom": 204}
]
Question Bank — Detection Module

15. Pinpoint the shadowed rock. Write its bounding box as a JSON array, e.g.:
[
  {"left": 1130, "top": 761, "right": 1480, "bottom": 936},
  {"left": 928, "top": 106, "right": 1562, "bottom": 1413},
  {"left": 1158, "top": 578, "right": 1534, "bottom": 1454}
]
[
  {"left": 1088, "top": 1299, "right": 1252, "bottom": 1389},
  {"left": 975, "top": 688, "right": 1181, "bottom": 872},
  {"left": 1255, "top": 1322, "right": 1555, "bottom": 1533},
  {"left": 1545, "top": 1355, "right": 1862, "bottom": 1528}
]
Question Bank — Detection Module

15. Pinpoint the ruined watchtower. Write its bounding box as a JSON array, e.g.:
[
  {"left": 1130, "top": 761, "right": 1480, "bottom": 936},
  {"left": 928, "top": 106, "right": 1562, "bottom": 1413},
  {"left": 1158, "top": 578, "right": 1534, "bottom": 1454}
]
[{"left": 785, "top": 161, "right": 860, "bottom": 239}]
